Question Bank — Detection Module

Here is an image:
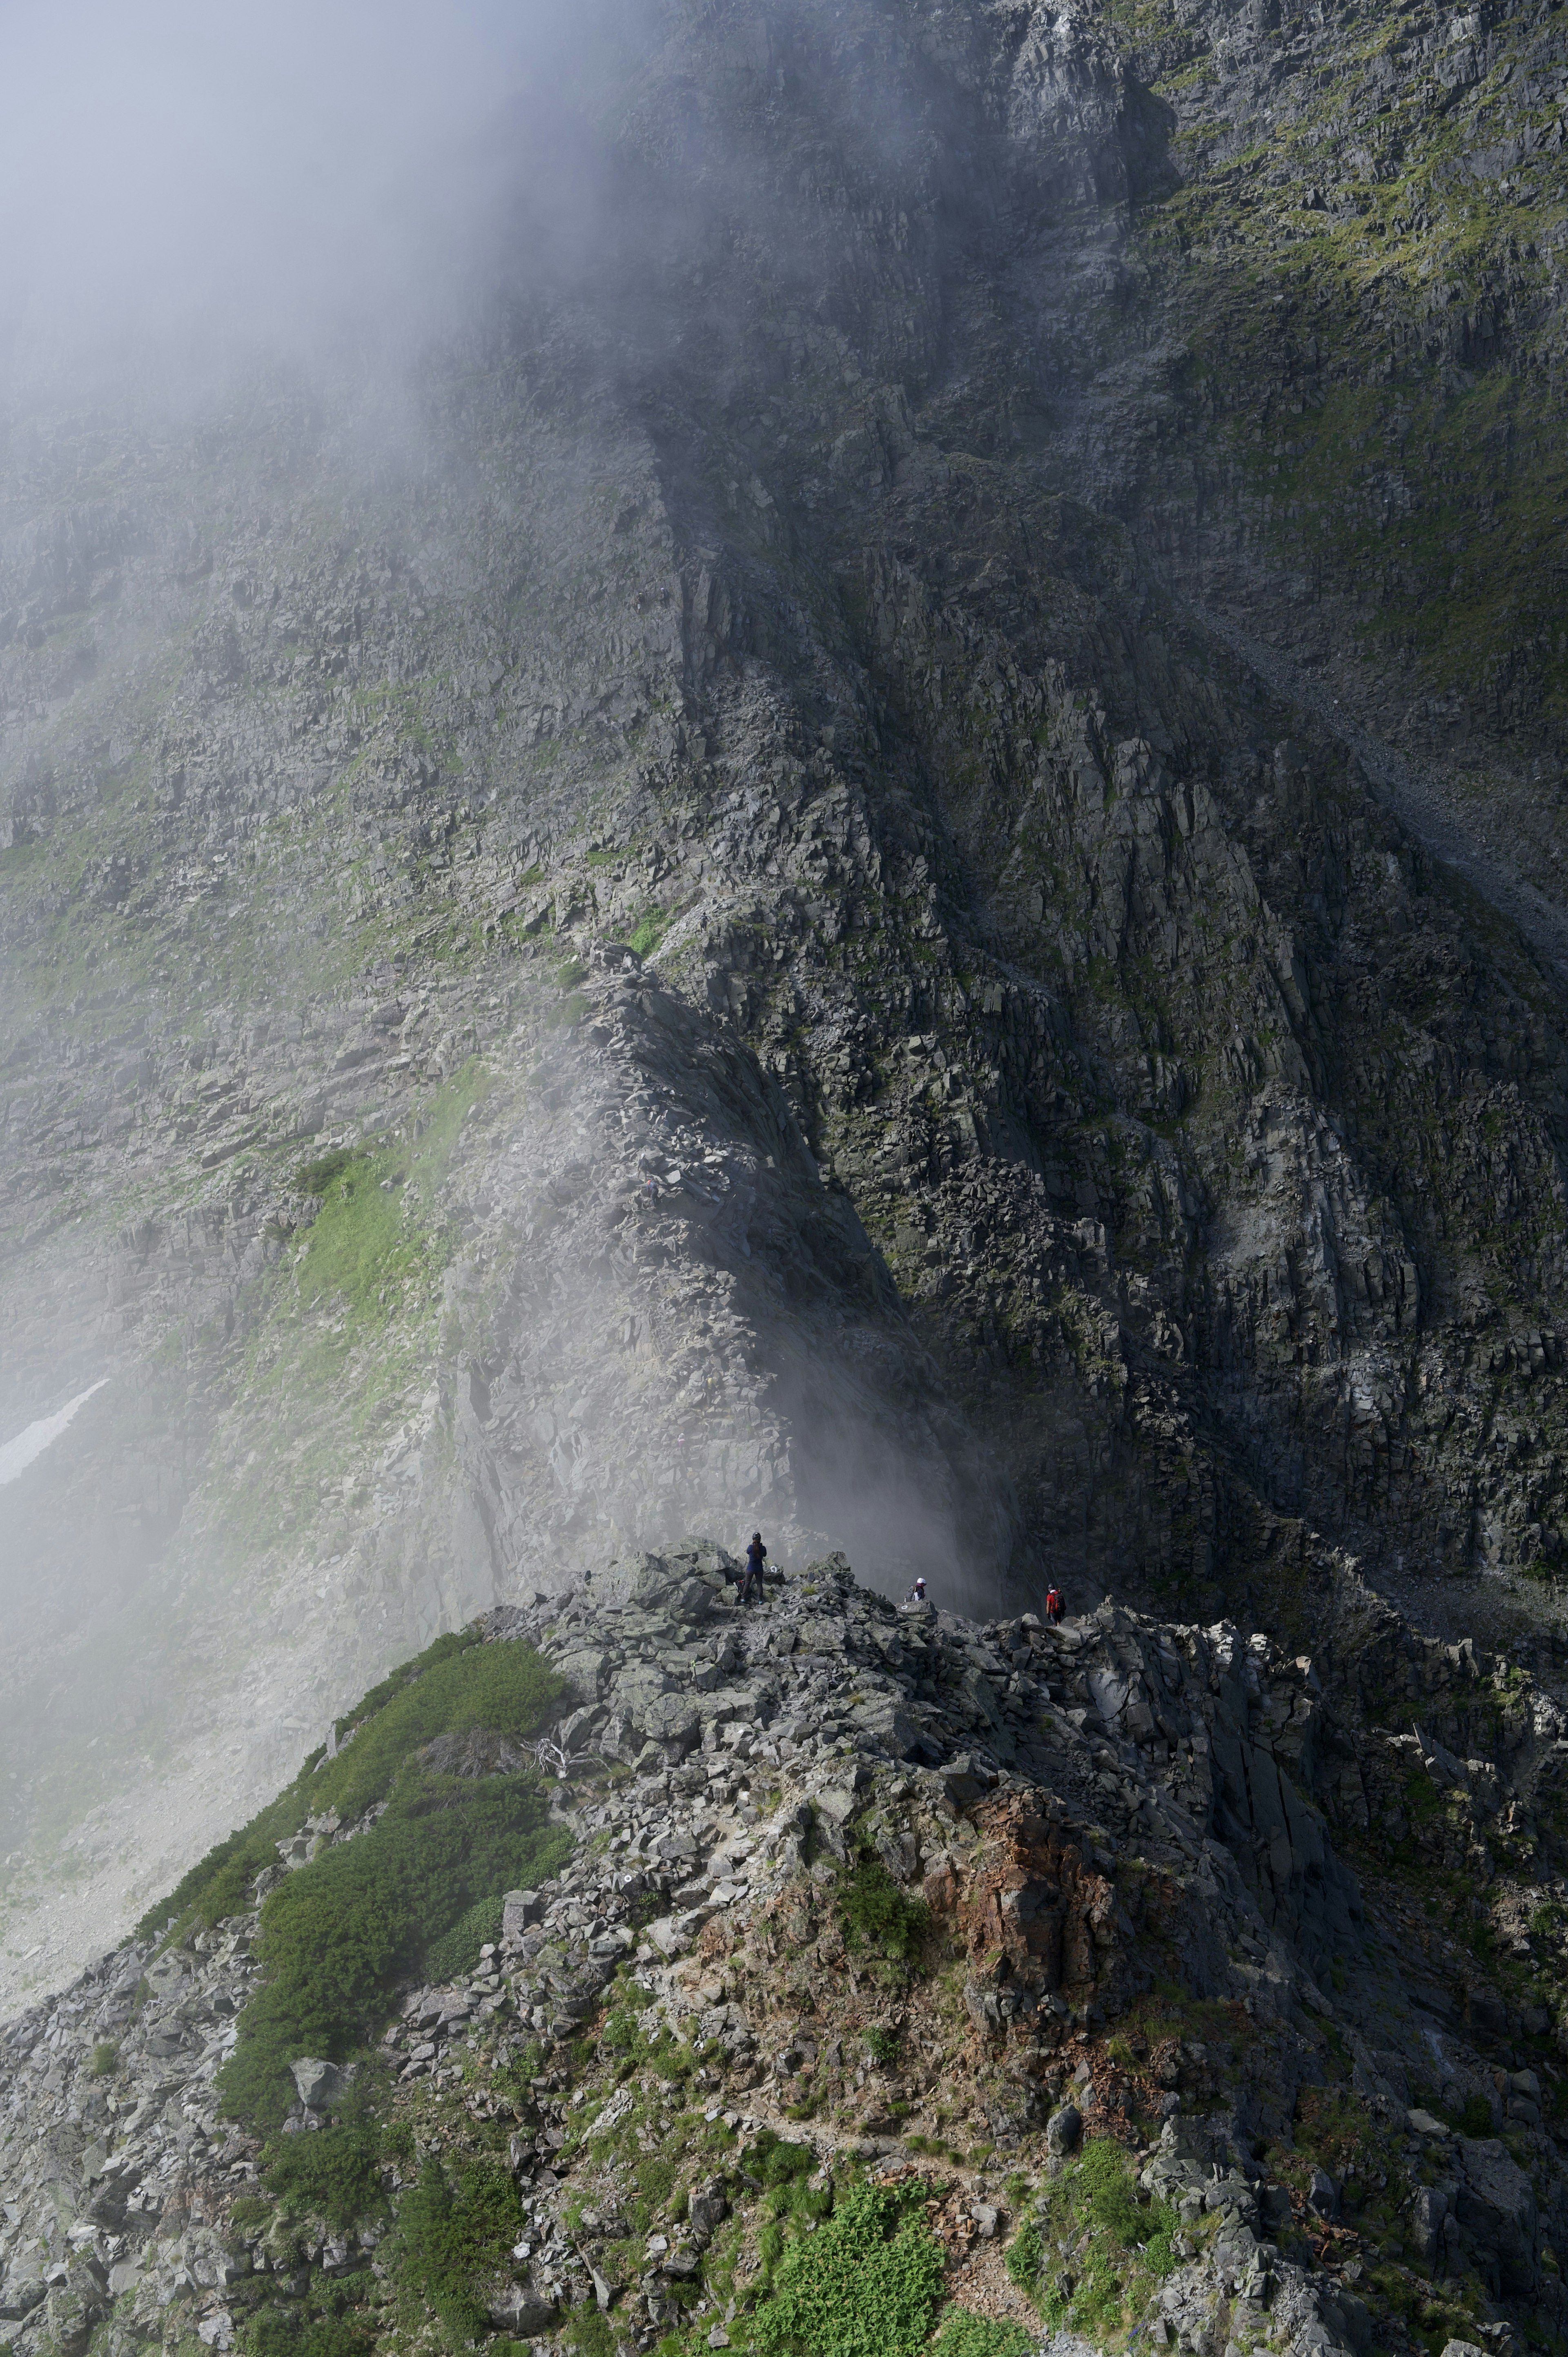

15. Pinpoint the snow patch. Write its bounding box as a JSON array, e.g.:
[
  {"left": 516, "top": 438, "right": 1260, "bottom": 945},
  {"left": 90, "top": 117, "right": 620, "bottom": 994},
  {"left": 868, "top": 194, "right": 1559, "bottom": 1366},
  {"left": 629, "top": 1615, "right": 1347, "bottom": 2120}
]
[{"left": 0, "top": 1379, "right": 110, "bottom": 1486}]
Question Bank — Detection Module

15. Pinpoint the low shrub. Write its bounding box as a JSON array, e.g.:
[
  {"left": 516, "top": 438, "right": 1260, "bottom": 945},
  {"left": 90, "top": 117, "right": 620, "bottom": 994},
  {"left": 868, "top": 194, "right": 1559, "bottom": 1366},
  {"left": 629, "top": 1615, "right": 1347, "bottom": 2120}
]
[
  {"left": 745, "top": 2131, "right": 817, "bottom": 2192},
  {"left": 751, "top": 2181, "right": 944, "bottom": 2357},
  {"left": 220, "top": 1761, "right": 569, "bottom": 2126},
  {"left": 931, "top": 2314, "right": 1034, "bottom": 2357},
  {"left": 138, "top": 1626, "right": 562, "bottom": 1942},
  {"left": 89, "top": 2040, "right": 118, "bottom": 2077},
  {"left": 239, "top": 2280, "right": 375, "bottom": 2357},
  {"left": 493, "top": 2043, "right": 544, "bottom": 2107},
  {"left": 425, "top": 1891, "right": 506, "bottom": 1984},
  {"left": 1456, "top": 2092, "right": 1494, "bottom": 2138},
  {"left": 628, "top": 906, "right": 669, "bottom": 958},
  {"left": 314, "top": 1635, "right": 565, "bottom": 1823},
  {"left": 391, "top": 2154, "right": 522, "bottom": 2346},
  {"left": 562, "top": 2311, "right": 617, "bottom": 2357},
  {"left": 1007, "top": 2138, "right": 1178, "bottom": 2329},
  {"left": 1079, "top": 2137, "right": 1148, "bottom": 2243},
  {"left": 263, "top": 2083, "right": 388, "bottom": 2230},
  {"left": 1003, "top": 2216, "right": 1041, "bottom": 2292},
  {"left": 836, "top": 1853, "right": 929, "bottom": 1965},
  {"left": 295, "top": 1149, "right": 356, "bottom": 1197}
]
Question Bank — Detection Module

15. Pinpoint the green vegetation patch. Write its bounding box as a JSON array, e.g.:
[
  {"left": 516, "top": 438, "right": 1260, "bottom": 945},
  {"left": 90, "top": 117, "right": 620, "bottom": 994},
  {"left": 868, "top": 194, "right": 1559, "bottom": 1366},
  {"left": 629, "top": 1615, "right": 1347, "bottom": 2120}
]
[
  {"left": 751, "top": 2180, "right": 944, "bottom": 2357},
  {"left": 389, "top": 2153, "right": 524, "bottom": 2344},
  {"left": 288, "top": 1059, "right": 487, "bottom": 1335},
  {"left": 141, "top": 1629, "right": 564, "bottom": 1939},
  {"left": 263, "top": 2088, "right": 389, "bottom": 2233},
  {"left": 425, "top": 1891, "right": 508, "bottom": 1983},
  {"left": 931, "top": 2314, "right": 1033, "bottom": 2357},
  {"left": 1452, "top": 2092, "right": 1494, "bottom": 2138},
  {"left": 1005, "top": 2138, "right": 1178, "bottom": 2332},
  {"left": 217, "top": 1060, "right": 491, "bottom": 1558},
  {"left": 836, "top": 1850, "right": 930, "bottom": 1966},
  {"left": 628, "top": 903, "right": 671, "bottom": 957},
  {"left": 239, "top": 2277, "right": 376, "bottom": 2357},
  {"left": 221, "top": 1775, "right": 567, "bottom": 2126},
  {"left": 137, "top": 1632, "right": 569, "bottom": 2129},
  {"left": 295, "top": 1148, "right": 357, "bottom": 1197}
]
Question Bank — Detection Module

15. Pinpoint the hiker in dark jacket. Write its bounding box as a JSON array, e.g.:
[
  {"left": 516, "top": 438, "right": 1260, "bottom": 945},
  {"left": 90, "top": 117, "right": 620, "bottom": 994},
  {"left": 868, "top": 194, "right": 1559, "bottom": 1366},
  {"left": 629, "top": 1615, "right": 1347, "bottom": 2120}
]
[{"left": 740, "top": 1530, "right": 767, "bottom": 1604}]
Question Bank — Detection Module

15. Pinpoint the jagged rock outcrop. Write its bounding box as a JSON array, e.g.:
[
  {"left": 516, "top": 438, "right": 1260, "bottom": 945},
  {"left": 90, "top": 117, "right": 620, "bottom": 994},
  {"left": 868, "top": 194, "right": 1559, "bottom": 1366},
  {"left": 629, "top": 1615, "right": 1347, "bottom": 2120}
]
[
  {"left": 4, "top": 1547, "right": 1568, "bottom": 2357},
  {"left": 5, "top": 0, "right": 1568, "bottom": 2018}
]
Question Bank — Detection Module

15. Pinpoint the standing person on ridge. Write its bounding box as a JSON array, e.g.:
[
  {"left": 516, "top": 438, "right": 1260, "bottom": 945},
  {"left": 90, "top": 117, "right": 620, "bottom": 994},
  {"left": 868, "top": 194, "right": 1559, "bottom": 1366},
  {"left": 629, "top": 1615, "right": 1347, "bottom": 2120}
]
[
  {"left": 1045, "top": 1583, "right": 1064, "bottom": 1626},
  {"left": 740, "top": 1530, "right": 767, "bottom": 1605}
]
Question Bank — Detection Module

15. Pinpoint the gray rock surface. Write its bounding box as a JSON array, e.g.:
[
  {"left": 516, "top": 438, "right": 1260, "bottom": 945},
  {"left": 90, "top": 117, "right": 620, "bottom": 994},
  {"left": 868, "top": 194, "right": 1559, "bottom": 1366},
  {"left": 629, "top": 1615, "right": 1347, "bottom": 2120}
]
[
  {"left": 7, "top": 0, "right": 1568, "bottom": 2023},
  {"left": 3, "top": 1542, "right": 1561, "bottom": 2357}
]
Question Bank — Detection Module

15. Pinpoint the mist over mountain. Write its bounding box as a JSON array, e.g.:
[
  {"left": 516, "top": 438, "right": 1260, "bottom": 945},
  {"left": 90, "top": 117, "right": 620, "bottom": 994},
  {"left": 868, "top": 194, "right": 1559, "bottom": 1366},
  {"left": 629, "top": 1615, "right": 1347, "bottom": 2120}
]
[{"left": 4, "top": 0, "right": 1568, "bottom": 2029}]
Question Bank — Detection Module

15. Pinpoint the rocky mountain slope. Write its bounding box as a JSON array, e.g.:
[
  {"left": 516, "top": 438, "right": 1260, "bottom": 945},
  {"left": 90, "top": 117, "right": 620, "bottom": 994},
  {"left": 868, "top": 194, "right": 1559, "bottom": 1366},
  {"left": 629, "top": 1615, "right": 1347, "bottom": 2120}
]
[
  {"left": 5, "top": 1545, "right": 1568, "bottom": 2357},
  {"left": 6, "top": 0, "right": 1568, "bottom": 2005}
]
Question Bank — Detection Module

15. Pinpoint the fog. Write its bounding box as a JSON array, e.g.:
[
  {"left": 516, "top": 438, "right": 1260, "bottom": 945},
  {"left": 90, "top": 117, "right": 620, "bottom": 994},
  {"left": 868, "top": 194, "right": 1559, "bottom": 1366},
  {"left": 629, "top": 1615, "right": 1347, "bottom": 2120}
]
[
  {"left": 0, "top": 0, "right": 622, "bottom": 400},
  {"left": 0, "top": 0, "right": 1039, "bottom": 2009}
]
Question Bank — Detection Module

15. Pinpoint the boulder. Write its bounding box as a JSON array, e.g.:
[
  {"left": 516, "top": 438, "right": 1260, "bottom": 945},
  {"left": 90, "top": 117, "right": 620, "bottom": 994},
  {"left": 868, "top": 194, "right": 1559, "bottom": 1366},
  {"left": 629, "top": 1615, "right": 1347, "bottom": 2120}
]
[
  {"left": 502, "top": 1889, "right": 543, "bottom": 1938},
  {"left": 1409, "top": 2184, "right": 1448, "bottom": 2267},
  {"left": 1306, "top": 2165, "right": 1339, "bottom": 2220},
  {"left": 290, "top": 2057, "right": 345, "bottom": 2110},
  {"left": 486, "top": 2278, "right": 557, "bottom": 2337},
  {"left": 0, "top": 2272, "right": 45, "bottom": 2322},
  {"left": 44, "top": 2263, "right": 107, "bottom": 2357},
  {"left": 1046, "top": 2103, "right": 1081, "bottom": 2155},
  {"left": 941, "top": 1756, "right": 993, "bottom": 1811},
  {"left": 815, "top": 1775, "right": 867, "bottom": 1828},
  {"left": 689, "top": 2179, "right": 729, "bottom": 2237},
  {"left": 1456, "top": 2136, "right": 1538, "bottom": 2294}
]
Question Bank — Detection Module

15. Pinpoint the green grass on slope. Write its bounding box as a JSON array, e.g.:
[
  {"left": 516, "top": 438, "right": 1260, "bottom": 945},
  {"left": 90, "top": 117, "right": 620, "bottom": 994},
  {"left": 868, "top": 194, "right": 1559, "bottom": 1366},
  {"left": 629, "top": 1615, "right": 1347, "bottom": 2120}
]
[
  {"left": 262, "top": 2075, "right": 391, "bottom": 2232},
  {"left": 930, "top": 2317, "right": 1034, "bottom": 2357},
  {"left": 134, "top": 1632, "right": 569, "bottom": 2130},
  {"left": 209, "top": 1058, "right": 490, "bottom": 1561},
  {"left": 1003, "top": 2139, "right": 1178, "bottom": 2335}
]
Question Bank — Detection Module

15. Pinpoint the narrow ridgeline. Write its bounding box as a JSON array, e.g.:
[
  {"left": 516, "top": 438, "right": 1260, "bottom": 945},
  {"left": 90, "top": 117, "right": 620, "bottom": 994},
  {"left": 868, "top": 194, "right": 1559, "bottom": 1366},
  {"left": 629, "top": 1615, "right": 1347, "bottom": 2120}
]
[{"left": 4, "top": 1546, "right": 1568, "bottom": 2357}]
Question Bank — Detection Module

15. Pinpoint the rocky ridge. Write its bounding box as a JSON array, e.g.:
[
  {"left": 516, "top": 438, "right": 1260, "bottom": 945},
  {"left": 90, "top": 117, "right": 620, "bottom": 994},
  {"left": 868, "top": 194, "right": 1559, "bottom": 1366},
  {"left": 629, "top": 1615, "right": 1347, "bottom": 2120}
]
[
  {"left": 4, "top": 1543, "right": 1568, "bottom": 2357},
  {"left": 9, "top": 0, "right": 1568, "bottom": 2023}
]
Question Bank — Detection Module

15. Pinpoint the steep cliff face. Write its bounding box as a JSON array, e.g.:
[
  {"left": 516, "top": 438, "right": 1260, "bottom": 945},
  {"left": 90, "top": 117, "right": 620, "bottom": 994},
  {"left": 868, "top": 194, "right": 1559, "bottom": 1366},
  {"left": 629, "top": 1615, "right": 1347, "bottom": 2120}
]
[{"left": 3, "top": 0, "right": 1568, "bottom": 2000}]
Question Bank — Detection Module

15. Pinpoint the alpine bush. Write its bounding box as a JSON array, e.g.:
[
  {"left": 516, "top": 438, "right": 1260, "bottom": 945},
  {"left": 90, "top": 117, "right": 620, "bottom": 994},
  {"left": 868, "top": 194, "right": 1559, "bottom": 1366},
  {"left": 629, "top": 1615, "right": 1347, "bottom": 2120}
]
[
  {"left": 424, "top": 1891, "right": 506, "bottom": 1984},
  {"left": 932, "top": 2314, "right": 1034, "bottom": 2357},
  {"left": 138, "top": 1626, "right": 561, "bottom": 1941},
  {"left": 836, "top": 1852, "right": 929, "bottom": 1964},
  {"left": 263, "top": 2080, "right": 388, "bottom": 2230},
  {"left": 752, "top": 2181, "right": 945, "bottom": 2357},
  {"left": 1007, "top": 2138, "right": 1180, "bottom": 2330},
  {"left": 219, "top": 1765, "right": 569, "bottom": 2126},
  {"left": 240, "top": 2282, "right": 374, "bottom": 2357},
  {"left": 392, "top": 2154, "right": 522, "bottom": 2345},
  {"left": 1003, "top": 2216, "right": 1042, "bottom": 2292}
]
